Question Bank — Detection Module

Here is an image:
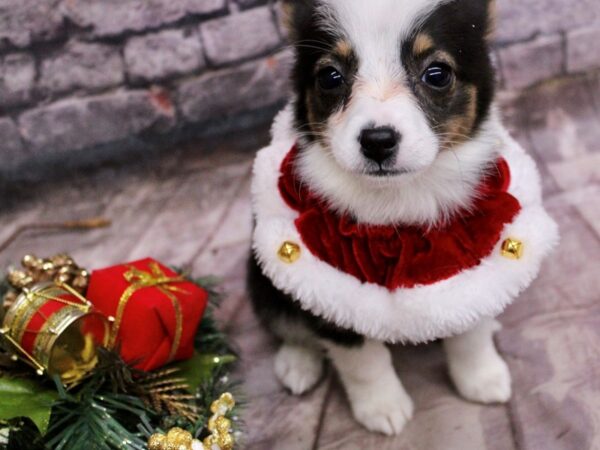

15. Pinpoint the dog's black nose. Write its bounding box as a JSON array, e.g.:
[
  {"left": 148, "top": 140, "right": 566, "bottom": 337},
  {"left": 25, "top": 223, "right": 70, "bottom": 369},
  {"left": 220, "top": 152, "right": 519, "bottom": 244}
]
[{"left": 359, "top": 127, "right": 400, "bottom": 164}]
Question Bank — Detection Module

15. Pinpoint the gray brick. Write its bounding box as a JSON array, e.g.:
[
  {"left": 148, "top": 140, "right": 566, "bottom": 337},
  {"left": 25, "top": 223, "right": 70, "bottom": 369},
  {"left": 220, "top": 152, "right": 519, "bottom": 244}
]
[
  {"left": 40, "top": 41, "right": 124, "bottom": 95},
  {"left": 0, "top": 0, "right": 63, "bottom": 49},
  {"left": 19, "top": 90, "right": 175, "bottom": 154},
  {"left": 65, "top": 0, "right": 227, "bottom": 38},
  {"left": 498, "top": 34, "right": 564, "bottom": 90},
  {"left": 183, "top": 0, "right": 227, "bottom": 16},
  {"left": 0, "top": 117, "right": 25, "bottom": 166},
  {"left": 0, "top": 53, "right": 35, "bottom": 108},
  {"left": 177, "top": 49, "right": 292, "bottom": 123},
  {"left": 125, "top": 29, "right": 205, "bottom": 83},
  {"left": 201, "top": 7, "right": 281, "bottom": 66},
  {"left": 496, "top": 0, "right": 600, "bottom": 44},
  {"left": 567, "top": 26, "right": 600, "bottom": 74}
]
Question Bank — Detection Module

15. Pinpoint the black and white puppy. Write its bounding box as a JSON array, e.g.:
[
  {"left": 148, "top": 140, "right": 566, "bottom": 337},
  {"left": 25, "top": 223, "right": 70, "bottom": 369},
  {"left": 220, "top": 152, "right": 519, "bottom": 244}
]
[{"left": 248, "top": 0, "right": 558, "bottom": 435}]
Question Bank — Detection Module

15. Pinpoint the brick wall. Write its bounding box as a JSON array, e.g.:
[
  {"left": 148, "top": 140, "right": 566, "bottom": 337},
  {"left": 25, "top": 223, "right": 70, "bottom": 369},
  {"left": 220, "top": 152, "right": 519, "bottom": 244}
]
[
  {"left": 495, "top": 0, "right": 600, "bottom": 89},
  {"left": 0, "top": 0, "right": 598, "bottom": 172}
]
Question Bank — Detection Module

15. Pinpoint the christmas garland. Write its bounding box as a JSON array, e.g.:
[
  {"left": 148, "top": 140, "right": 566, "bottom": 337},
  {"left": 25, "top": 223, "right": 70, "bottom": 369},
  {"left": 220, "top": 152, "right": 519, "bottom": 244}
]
[{"left": 0, "top": 257, "right": 240, "bottom": 450}]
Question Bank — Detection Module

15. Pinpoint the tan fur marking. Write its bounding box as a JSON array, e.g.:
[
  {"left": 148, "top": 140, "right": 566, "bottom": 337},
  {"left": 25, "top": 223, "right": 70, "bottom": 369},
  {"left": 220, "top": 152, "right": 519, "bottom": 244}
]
[
  {"left": 305, "top": 90, "right": 327, "bottom": 141},
  {"left": 330, "top": 109, "right": 344, "bottom": 127},
  {"left": 440, "top": 85, "right": 478, "bottom": 150},
  {"left": 413, "top": 33, "right": 434, "bottom": 55},
  {"left": 333, "top": 40, "right": 353, "bottom": 59},
  {"left": 432, "top": 50, "right": 457, "bottom": 70},
  {"left": 350, "top": 76, "right": 410, "bottom": 103}
]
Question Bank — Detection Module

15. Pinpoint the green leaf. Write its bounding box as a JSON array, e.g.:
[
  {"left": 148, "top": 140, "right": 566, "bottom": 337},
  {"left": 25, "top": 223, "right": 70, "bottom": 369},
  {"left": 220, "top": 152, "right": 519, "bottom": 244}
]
[
  {"left": 173, "top": 353, "right": 236, "bottom": 393},
  {"left": 0, "top": 377, "right": 58, "bottom": 434}
]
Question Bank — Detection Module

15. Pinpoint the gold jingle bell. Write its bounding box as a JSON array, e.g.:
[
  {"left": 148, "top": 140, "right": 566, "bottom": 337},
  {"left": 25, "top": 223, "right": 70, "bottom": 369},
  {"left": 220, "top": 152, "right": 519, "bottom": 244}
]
[
  {"left": 278, "top": 241, "right": 301, "bottom": 264},
  {"left": 501, "top": 238, "right": 524, "bottom": 260}
]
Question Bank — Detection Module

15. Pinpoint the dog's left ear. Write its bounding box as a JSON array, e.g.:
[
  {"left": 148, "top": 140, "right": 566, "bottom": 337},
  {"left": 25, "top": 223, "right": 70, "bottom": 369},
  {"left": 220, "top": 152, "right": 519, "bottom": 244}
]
[
  {"left": 451, "top": 0, "right": 496, "bottom": 44},
  {"left": 280, "top": 0, "right": 316, "bottom": 41}
]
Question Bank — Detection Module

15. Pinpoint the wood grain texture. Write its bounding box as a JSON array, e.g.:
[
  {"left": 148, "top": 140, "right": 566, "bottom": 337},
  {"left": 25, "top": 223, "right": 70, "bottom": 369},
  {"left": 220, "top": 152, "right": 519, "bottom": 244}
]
[
  {"left": 316, "top": 343, "right": 516, "bottom": 450},
  {"left": 228, "top": 302, "right": 331, "bottom": 450}
]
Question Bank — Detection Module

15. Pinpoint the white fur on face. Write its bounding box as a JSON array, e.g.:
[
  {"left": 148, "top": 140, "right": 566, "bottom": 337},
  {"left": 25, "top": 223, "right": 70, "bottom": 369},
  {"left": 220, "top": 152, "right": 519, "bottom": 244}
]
[
  {"left": 298, "top": 113, "right": 502, "bottom": 226},
  {"left": 314, "top": 0, "right": 449, "bottom": 177},
  {"left": 327, "top": 90, "right": 440, "bottom": 176}
]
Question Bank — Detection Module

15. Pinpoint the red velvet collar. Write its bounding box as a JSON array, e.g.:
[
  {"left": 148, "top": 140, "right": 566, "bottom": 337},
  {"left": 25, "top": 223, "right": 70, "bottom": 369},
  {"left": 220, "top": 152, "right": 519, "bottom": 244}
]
[{"left": 278, "top": 145, "right": 522, "bottom": 290}]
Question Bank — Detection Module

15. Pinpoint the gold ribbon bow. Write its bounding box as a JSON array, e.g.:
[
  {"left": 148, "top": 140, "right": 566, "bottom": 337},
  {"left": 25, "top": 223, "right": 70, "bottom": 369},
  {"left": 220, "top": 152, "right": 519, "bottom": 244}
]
[{"left": 109, "top": 262, "right": 188, "bottom": 363}]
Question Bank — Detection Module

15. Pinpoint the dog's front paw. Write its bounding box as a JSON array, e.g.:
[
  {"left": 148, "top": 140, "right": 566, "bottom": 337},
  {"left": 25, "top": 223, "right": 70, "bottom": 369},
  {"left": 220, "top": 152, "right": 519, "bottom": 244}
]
[
  {"left": 347, "top": 380, "right": 414, "bottom": 435},
  {"left": 450, "top": 353, "right": 512, "bottom": 404},
  {"left": 274, "top": 344, "right": 324, "bottom": 395}
]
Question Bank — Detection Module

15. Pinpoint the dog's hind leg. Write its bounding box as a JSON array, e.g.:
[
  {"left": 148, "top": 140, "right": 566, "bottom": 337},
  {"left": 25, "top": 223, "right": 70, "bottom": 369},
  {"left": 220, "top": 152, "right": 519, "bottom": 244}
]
[
  {"left": 324, "top": 339, "right": 414, "bottom": 435},
  {"left": 444, "top": 317, "right": 512, "bottom": 404}
]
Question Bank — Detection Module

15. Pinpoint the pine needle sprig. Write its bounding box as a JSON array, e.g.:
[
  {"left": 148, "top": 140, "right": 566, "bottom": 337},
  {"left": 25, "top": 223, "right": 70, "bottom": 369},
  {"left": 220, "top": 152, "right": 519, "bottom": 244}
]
[
  {"left": 89, "top": 346, "right": 142, "bottom": 393},
  {"left": 137, "top": 368, "right": 199, "bottom": 423},
  {"left": 46, "top": 379, "right": 150, "bottom": 450},
  {"left": 191, "top": 277, "right": 237, "bottom": 359},
  {"left": 87, "top": 349, "right": 201, "bottom": 423}
]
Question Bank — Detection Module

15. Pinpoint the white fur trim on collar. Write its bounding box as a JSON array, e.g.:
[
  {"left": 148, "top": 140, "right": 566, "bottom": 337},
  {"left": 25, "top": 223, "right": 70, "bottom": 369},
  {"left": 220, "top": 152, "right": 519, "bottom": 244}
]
[{"left": 251, "top": 107, "right": 559, "bottom": 344}]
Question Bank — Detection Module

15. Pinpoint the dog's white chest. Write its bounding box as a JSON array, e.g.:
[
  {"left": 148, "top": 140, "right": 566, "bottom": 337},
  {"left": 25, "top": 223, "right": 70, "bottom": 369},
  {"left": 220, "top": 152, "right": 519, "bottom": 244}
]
[{"left": 251, "top": 110, "right": 559, "bottom": 344}]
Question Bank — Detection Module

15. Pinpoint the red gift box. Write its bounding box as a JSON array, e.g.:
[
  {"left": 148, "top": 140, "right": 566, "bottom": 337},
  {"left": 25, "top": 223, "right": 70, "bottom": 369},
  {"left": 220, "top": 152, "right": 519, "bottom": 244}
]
[{"left": 86, "top": 258, "right": 208, "bottom": 371}]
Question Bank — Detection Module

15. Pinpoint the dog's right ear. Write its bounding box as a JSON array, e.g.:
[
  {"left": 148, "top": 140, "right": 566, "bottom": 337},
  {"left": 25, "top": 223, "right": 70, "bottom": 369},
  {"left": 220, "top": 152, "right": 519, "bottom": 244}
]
[{"left": 280, "top": 0, "right": 316, "bottom": 40}]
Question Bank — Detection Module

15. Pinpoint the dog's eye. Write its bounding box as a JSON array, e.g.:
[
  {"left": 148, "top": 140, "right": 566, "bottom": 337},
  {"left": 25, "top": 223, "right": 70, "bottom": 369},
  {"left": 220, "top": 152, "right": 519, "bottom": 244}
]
[
  {"left": 421, "top": 64, "right": 453, "bottom": 89},
  {"left": 317, "top": 67, "right": 345, "bottom": 90}
]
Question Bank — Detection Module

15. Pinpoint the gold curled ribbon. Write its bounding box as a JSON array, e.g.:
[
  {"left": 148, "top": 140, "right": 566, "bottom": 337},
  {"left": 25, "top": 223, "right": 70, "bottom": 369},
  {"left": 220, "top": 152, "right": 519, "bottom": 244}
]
[{"left": 109, "top": 262, "right": 188, "bottom": 363}]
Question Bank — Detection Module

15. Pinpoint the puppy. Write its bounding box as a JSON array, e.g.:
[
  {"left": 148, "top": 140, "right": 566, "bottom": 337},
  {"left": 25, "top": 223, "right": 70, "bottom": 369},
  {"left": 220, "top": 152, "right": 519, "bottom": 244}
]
[{"left": 248, "top": 0, "right": 558, "bottom": 435}]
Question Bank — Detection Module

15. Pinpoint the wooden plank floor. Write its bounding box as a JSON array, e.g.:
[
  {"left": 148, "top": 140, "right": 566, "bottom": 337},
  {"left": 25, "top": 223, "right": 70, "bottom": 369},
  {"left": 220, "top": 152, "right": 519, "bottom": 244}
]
[{"left": 1, "top": 72, "right": 599, "bottom": 450}]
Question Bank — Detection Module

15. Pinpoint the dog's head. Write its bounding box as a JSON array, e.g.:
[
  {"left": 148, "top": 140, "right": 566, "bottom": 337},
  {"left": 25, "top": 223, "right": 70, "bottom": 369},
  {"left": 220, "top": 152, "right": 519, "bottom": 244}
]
[{"left": 284, "top": 0, "right": 496, "bottom": 178}]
